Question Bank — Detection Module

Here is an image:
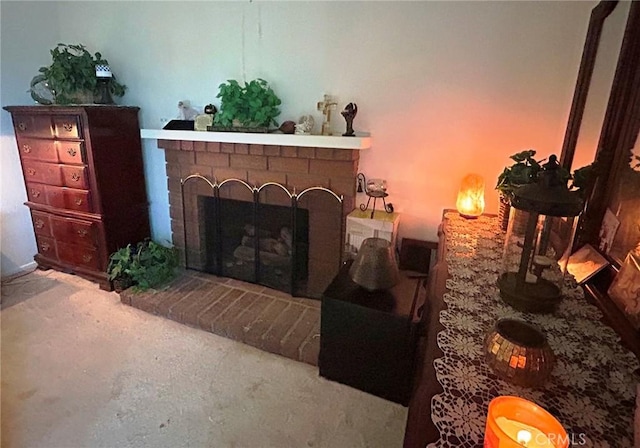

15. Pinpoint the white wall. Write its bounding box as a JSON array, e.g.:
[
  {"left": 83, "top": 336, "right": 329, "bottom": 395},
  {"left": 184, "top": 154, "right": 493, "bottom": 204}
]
[
  {"left": 1, "top": 1, "right": 597, "bottom": 277},
  {"left": 1, "top": 1, "right": 59, "bottom": 277}
]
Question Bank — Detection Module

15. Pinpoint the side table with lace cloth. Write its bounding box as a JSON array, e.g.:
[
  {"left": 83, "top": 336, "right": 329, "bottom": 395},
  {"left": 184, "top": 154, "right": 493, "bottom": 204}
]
[{"left": 426, "top": 211, "right": 639, "bottom": 447}]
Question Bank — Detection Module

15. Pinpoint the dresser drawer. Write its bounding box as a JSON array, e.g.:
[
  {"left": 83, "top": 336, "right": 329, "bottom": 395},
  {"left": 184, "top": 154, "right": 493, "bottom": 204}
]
[
  {"left": 31, "top": 210, "right": 53, "bottom": 237},
  {"left": 57, "top": 241, "right": 100, "bottom": 270},
  {"left": 17, "top": 138, "right": 57, "bottom": 162},
  {"left": 61, "top": 165, "right": 89, "bottom": 189},
  {"left": 50, "top": 215, "right": 99, "bottom": 248},
  {"left": 57, "top": 141, "right": 85, "bottom": 165},
  {"left": 22, "top": 160, "right": 63, "bottom": 186},
  {"left": 26, "top": 182, "right": 47, "bottom": 206},
  {"left": 35, "top": 235, "right": 57, "bottom": 260},
  {"left": 45, "top": 186, "right": 93, "bottom": 213},
  {"left": 53, "top": 116, "right": 82, "bottom": 139},
  {"left": 12, "top": 115, "right": 53, "bottom": 137}
]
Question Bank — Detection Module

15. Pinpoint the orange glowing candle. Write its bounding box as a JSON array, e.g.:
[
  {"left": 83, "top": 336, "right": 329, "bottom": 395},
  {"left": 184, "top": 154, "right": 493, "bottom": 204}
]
[
  {"left": 485, "top": 396, "right": 568, "bottom": 448},
  {"left": 456, "top": 173, "right": 485, "bottom": 218}
]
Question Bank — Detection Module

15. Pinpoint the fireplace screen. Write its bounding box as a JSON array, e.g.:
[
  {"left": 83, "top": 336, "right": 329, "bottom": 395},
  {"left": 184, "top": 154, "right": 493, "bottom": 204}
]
[{"left": 180, "top": 175, "right": 343, "bottom": 298}]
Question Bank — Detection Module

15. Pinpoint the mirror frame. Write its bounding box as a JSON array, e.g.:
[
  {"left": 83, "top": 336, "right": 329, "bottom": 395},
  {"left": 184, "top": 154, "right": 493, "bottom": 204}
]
[{"left": 560, "top": 0, "right": 618, "bottom": 170}]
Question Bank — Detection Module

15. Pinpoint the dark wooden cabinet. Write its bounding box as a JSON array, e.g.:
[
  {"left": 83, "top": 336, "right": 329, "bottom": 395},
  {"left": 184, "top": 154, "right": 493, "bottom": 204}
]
[
  {"left": 319, "top": 261, "right": 426, "bottom": 405},
  {"left": 4, "top": 106, "right": 150, "bottom": 290}
]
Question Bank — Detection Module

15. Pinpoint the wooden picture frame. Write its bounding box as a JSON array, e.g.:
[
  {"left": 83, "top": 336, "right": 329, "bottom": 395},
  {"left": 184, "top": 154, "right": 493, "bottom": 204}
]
[
  {"left": 567, "top": 243, "right": 610, "bottom": 284},
  {"left": 608, "top": 252, "right": 640, "bottom": 329}
]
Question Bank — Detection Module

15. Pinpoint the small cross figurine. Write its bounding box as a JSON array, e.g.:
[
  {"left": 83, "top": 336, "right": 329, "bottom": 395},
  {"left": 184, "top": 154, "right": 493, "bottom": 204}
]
[{"left": 317, "top": 94, "right": 337, "bottom": 136}]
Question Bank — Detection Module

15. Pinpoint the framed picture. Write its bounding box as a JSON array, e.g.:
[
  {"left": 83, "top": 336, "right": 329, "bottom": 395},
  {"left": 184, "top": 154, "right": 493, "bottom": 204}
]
[
  {"left": 607, "top": 252, "right": 640, "bottom": 329},
  {"left": 566, "top": 244, "right": 610, "bottom": 284},
  {"left": 598, "top": 208, "right": 620, "bottom": 254}
]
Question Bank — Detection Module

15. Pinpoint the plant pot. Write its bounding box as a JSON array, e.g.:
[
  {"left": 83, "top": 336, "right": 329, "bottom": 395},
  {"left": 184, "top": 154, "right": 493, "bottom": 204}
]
[
  {"left": 112, "top": 277, "right": 133, "bottom": 293},
  {"left": 498, "top": 195, "right": 511, "bottom": 231}
]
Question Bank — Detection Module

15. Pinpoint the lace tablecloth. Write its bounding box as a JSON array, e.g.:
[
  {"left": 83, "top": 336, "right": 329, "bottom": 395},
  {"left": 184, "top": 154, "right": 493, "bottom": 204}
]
[{"left": 428, "top": 212, "right": 639, "bottom": 448}]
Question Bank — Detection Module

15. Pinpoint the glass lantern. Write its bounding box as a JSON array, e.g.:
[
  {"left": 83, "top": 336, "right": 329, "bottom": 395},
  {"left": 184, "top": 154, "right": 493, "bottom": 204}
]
[{"left": 497, "top": 155, "right": 584, "bottom": 313}]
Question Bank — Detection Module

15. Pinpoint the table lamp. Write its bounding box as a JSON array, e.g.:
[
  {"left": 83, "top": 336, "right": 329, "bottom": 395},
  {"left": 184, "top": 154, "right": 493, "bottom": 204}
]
[
  {"left": 456, "top": 173, "right": 485, "bottom": 218},
  {"left": 485, "top": 396, "right": 568, "bottom": 447}
]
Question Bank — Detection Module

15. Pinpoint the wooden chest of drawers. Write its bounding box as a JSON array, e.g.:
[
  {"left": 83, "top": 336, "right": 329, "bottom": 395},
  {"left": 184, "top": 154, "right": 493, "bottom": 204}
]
[{"left": 4, "top": 106, "right": 150, "bottom": 290}]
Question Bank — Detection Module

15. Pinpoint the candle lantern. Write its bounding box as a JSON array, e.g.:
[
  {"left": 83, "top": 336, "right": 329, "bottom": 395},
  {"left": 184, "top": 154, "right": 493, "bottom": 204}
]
[
  {"left": 456, "top": 173, "right": 485, "bottom": 218},
  {"left": 485, "top": 396, "right": 568, "bottom": 448},
  {"left": 497, "top": 155, "right": 583, "bottom": 313}
]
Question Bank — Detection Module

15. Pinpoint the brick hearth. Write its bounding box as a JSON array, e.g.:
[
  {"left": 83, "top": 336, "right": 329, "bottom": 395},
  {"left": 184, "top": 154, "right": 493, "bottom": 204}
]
[{"left": 121, "top": 269, "right": 321, "bottom": 366}]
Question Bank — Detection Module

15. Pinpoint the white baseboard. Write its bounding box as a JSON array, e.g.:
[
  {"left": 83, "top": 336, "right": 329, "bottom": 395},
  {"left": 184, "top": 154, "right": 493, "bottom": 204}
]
[{"left": 1, "top": 261, "right": 37, "bottom": 282}]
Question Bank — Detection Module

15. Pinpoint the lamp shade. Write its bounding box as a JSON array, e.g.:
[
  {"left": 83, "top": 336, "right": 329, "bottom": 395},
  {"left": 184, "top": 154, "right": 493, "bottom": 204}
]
[
  {"left": 456, "top": 173, "right": 485, "bottom": 218},
  {"left": 349, "top": 237, "right": 399, "bottom": 291}
]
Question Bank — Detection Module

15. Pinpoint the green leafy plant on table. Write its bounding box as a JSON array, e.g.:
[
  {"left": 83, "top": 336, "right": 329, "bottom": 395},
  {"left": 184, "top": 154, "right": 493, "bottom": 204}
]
[
  {"left": 38, "top": 43, "right": 126, "bottom": 105},
  {"left": 496, "top": 150, "right": 543, "bottom": 201},
  {"left": 213, "top": 78, "right": 282, "bottom": 130},
  {"left": 107, "top": 240, "right": 178, "bottom": 292}
]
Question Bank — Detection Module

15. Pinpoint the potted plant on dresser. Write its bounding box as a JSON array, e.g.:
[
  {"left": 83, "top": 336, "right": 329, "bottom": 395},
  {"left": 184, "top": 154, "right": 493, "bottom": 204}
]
[
  {"left": 35, "top": 43, "right": 126, "bottom": 104},
  {"left": 495, "top": 150, "right": 542, "bottom": 231}
]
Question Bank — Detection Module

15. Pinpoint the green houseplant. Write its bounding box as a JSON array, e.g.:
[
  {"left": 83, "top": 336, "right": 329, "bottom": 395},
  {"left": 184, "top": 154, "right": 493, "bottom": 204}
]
[
  {"left": 38, "top": 43, "right": 126, "bottom": 105},
  {"left": 495, "top": 150, "right": 543, "bottom": 231},
  {"left": 212, "top": 78, "right": 282, "bottom": 130},
  {"left": 107, "top": 240, "right": 178, "bottom": 292}
]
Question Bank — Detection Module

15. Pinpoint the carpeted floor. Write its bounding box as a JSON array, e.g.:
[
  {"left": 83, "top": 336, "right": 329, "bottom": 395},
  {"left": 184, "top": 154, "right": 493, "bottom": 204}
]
[{"left": 1, "top": 269, "right": 407, "bottom": 448}]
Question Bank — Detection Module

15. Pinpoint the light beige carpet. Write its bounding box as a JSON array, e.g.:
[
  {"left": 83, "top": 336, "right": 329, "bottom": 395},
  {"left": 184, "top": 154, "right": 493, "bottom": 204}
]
[{"left": 1, "top": 270, "right": 407, "bottom": 448}]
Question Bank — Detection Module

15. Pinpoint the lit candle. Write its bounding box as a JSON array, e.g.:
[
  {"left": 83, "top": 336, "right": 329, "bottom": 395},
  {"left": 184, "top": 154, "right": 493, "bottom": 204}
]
[
  {"left": 495, "top": 417, "right": 554, "bottom": 447},
  {"left": 485, "top": 396, "right": 568, "bottom": 448}
]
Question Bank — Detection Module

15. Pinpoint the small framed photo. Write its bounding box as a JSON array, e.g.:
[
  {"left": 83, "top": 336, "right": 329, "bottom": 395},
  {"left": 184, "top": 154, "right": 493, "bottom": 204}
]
[
  {"left": 567, "top": 244, "right": 610, "bottom": 284},
  {"left": 608, "top": 252, "right": 640, "bottom": 329},
  {"left": 598, "top": 208, "right": 620, "bottom": 254}
]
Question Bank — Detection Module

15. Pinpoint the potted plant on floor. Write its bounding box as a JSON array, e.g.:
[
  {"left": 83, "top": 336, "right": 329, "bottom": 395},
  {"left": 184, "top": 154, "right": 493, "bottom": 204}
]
[
  {"left": 107, "top": 240, "right": 179, "bottom": 292},
  {"left": 36, "top": 43, "right": 126, "bottom": 105},
  {"left": 212, "top": 78, "right": 282, "bottom": 132}
]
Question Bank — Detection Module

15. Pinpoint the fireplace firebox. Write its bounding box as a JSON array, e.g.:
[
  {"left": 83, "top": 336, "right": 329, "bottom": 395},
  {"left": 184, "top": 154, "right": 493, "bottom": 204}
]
[{"left": 181, "top": 175, "right": 344, "bottom": 298}]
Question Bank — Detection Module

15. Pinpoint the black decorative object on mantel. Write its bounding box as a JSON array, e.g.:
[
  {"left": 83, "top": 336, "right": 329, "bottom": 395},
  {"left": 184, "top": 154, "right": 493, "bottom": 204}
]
[{"left": 341, "top": 102, "right": 358, "bottom": 137}]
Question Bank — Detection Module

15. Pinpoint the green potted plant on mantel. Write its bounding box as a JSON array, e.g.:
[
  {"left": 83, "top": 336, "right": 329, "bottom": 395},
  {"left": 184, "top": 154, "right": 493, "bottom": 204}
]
[
  {"left": 37, "top": 43, "right": 126, "bottom": 105},
  {"left": 107, "top": 239, "right": 178, "bottom": 292},
  {"left": 212, "top": 78, "right": 282, "bottom": 132}
]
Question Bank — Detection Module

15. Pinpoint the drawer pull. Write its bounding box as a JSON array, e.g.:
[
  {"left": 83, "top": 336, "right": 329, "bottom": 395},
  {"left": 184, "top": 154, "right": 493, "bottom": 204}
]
[
  {"left": 41, "top": 242, "right": 50, "bottom": 252},
  {"left": 63, "top": 123, "right": 74, "bottom": 132},
  {"left": 22, "top": 144, "right": 32, "bottom": 154},
  {"left": 77, "top": 229, "right": 88, "bottom": 238},
  {"left": 67, "top": 147, "right": 77, "bottom": 157},
  {"left": 27, "top": 168, "right": 36, "bottom": 176},
  {"left": 82, "top": 254, "right": 92, "bottom": 263},
  {"left": 35, "top": 219, "right": 45, "bottom": 229},
  {"left": 31, "top": 189, "right": 41, "bottom": 198},
  {"left": 18, "top": 122, "right": 27, "bottom": 131},
  {"left": 74, "top": 198, "right": 83, "bottom": 206},
  {"left": 71, "top": 172, "right": 81, "bottom": 182}
]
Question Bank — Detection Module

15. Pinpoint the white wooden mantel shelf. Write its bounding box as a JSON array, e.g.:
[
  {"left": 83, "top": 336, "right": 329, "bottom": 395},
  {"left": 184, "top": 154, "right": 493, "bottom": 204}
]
[{"left": 140, "top": 129, "right": 371, "bottom": 150}]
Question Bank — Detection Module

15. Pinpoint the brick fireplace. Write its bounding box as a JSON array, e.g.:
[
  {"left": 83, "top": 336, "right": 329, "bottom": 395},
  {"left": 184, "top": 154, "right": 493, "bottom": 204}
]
[{"left": 158, "top": 138, "right": 361, "bottom": 298}]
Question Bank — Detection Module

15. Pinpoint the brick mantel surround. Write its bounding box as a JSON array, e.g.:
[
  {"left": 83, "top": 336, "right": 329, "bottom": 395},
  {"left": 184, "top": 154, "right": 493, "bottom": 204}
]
[{"left": 145, "top": 130, "right": 370, "bottom": 295}]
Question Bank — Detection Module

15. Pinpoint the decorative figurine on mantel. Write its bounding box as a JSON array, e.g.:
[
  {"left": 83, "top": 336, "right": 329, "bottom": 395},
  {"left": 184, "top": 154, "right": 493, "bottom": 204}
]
[
  {"left": 177, "top": 100, "right": 199, "bottom": 120},
  {"left": 317, "top": 94, "right": 337, "bottom": 135},
  {"left": 341, "top": 102, "right": 358, "bottom": 137},
  {"left": 295, "top": 115, "right": 315, "bottom": 135}
]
